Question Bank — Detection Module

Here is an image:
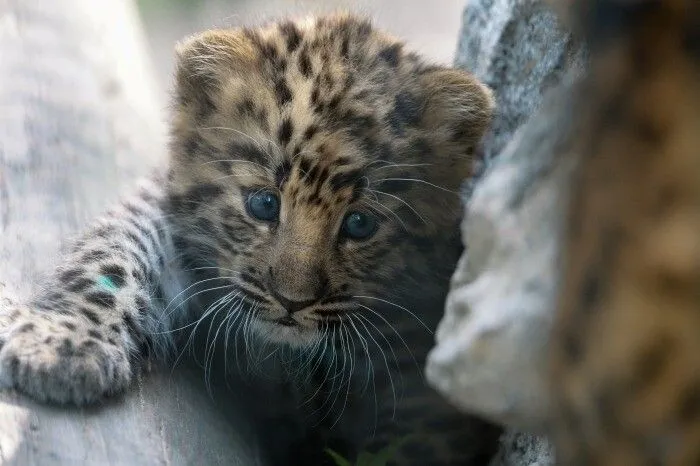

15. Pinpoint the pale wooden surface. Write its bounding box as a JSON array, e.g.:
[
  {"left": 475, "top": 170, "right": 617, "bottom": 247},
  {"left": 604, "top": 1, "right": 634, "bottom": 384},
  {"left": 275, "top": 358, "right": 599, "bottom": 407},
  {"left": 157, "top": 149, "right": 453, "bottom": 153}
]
[{"left": 0, "top": 1, "right": 260, "bottom": 464}]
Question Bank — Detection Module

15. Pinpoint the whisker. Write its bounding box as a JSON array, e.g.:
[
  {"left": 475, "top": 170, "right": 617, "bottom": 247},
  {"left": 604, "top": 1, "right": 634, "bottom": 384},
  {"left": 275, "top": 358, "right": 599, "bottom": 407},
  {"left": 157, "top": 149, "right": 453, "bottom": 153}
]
[
  {"left": 353, "top": 295, "right": 433, "bottom": 334},
  {"left": 367, "top": 162, "right": 433, "bottom": 172},
  {"left": 365, "top": 188, "right": 427, "bottom": 225},
  {"left": 348, "top": 314, "right": 378, "bottom": 438},
  {"left": 354, "top": 312, "right": 398, "bottom": 420},
  {"left": 373, "top": 177, "right": 458, "bottom": 195},
  {"left": 357, "top": 303, "right": 421, "bottom": 377}
]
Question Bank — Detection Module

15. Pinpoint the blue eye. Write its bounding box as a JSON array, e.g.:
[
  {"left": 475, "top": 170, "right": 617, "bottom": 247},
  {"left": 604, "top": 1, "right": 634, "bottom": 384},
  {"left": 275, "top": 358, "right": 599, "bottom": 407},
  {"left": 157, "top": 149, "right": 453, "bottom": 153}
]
[
  {"left": 246, "top": 190, "right": 280, "bottom": 222},
  {"left": 342, "top": 211, "right": 378, "bottom": 240}
]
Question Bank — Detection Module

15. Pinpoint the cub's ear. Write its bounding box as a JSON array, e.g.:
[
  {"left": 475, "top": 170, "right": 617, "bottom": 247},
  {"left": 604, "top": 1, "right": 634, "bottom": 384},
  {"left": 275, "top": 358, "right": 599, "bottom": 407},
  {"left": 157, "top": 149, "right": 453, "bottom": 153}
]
[
  {"left": 420, "top": 68, "right": 495, "bottom": 149},
  {"left": 173, "top": 29, "right": 256, "bottom": 104}
]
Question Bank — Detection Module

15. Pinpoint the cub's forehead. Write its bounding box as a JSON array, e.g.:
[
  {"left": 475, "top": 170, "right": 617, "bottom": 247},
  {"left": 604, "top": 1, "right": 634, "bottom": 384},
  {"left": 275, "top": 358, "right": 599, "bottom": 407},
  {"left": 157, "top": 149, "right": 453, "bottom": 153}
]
[{"left": 171, "top": 13, "right": 494, "bottom": 204}]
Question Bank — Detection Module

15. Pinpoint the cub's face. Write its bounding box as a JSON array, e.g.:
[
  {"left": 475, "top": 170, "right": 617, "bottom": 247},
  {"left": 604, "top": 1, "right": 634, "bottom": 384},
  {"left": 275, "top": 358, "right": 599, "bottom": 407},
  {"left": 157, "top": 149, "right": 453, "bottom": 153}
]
[{"left": 167, "top": 15, "right": 493, "bottom": 347}]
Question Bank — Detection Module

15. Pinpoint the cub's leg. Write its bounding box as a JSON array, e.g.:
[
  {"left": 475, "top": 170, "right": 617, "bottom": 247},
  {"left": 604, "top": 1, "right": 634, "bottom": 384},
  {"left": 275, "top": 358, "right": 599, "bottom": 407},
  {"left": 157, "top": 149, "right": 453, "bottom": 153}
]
[{"left": 0, "top": 176, "right": 178, "bottom": 405}]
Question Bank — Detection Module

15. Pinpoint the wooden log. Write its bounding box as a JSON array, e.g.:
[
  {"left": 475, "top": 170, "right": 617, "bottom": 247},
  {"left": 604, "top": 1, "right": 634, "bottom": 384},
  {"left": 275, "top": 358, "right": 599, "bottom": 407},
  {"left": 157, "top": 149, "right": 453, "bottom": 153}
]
[{"left": 0, "top": 1, "right": 259, "bottom": 464}]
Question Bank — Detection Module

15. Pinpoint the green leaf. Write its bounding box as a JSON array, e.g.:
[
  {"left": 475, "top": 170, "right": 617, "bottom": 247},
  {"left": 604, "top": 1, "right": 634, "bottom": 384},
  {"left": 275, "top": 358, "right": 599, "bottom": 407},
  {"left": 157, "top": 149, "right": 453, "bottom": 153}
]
[
  {"left": 325, "top": 448, "right": 353, "bottom": 466},
  {"left": 368, "top": 434, "right": 417, "bottom": 466}
]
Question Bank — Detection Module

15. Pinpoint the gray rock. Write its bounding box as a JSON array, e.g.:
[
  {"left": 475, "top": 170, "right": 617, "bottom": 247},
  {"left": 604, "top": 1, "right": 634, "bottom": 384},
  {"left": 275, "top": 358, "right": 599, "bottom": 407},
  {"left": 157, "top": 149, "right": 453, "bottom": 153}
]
[
  {"left": 426, "top": 1, "right": 587, "bottom": 465},
  {"left": 455, "top": 0, "right": 584, "bottom": 170},
  {"left": 427, "top": 75, "right": 579, "bottom": 430},
  {"left": 489, "top": 430, "right": 555, "bottom": 466}
]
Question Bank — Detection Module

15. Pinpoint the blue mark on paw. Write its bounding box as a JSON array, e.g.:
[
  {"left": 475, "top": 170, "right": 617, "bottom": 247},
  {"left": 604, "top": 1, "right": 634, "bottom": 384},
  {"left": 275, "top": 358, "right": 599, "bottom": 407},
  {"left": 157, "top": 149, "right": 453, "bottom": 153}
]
[{"left": 96, "top": 275, "right": 118, "bottom": 292}]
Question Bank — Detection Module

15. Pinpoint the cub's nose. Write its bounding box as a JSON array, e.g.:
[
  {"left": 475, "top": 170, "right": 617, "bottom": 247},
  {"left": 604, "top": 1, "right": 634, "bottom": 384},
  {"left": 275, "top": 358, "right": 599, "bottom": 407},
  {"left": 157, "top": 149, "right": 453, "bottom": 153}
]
[{"left": 267, "top": 266, "right": 327, "bottom": 314}]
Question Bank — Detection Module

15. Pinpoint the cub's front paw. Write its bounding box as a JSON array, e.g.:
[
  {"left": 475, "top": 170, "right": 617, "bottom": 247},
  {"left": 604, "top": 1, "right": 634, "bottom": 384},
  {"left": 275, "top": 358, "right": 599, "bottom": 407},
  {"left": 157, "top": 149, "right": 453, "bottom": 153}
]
[{"left": 0, "top": 305, "right": 132, "bottom": 405}]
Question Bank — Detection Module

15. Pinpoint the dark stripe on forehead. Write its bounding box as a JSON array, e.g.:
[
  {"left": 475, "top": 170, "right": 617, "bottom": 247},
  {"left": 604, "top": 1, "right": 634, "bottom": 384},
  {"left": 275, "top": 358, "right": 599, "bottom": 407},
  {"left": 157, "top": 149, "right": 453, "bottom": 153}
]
[
  {"left": 298, "top": 49, "right": 312, "bottom": 77},
  {"left": 279, "top": 20, "right": 302, "bottom": 52},
  {"left": 329, "top": 168, "right": 363, "bottom": 192},
  {"left": 275, "top": 160, "right": 292, "bottom": 187},
  {"left": 227, "top": 141, "right": 268, "bottom": 167},
  {"left": 186, "top": 183, "right": 224, "bottom": 203},
  {"left": 275, "top": 79, "right": 293, "bottom": 106},
  {"left": 278, "top": 118, "right": 294, "bottom": 146}
]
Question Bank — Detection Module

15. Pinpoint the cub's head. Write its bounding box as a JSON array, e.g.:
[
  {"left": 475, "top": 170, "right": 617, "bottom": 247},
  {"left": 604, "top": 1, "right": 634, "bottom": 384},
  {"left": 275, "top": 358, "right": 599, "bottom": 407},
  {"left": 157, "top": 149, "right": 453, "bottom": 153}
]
[{"left": 167, "top": 14, "right": 493, "bottom": 347}]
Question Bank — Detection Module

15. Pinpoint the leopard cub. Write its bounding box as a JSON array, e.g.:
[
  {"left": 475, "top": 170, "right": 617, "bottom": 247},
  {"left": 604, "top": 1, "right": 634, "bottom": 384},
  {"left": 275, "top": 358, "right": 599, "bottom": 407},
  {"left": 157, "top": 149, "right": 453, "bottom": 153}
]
[{"left": 0, "top": 13, "right": 499, "bottom": 465}]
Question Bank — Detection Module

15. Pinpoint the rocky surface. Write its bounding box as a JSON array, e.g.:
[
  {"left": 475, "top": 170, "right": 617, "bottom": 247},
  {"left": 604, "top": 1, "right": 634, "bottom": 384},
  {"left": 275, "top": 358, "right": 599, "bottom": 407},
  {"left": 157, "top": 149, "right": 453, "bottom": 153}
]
[{"left": 426, "top": 0, "right": 587, "bottom": 464}]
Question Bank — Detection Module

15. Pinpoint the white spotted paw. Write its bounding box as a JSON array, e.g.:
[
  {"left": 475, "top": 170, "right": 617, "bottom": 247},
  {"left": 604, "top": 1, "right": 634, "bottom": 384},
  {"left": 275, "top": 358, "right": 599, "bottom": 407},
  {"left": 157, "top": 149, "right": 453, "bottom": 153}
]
[{"left": 0, "top": 304, "right": 132, "bottom": 405}]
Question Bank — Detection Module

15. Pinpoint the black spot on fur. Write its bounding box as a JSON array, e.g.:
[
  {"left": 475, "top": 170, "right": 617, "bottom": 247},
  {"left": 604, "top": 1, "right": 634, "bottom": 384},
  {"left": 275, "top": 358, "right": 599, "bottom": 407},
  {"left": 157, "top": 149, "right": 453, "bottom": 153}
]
[
  {"left": 275, "top": 160, "right": 292, "bottom": 187},
  {"left": 255, "top": 37, "right": 279, "bottom": 63},
  {"left": 227, "top": 141, "right": 268, "bottom": 166},
  {"left": 330, "top": 169, "right": 363, "bottom": 192},
  {"left": 61, "top": 321, "right": 77, "bottom": 331},
  {"left": 238, "top": 98, "right": 255, "bottom": 116},
  {"left": 196, "top": 93, "right": 217, "bottom": 121},
  {"left": 182, "top": 133, "right": 201, "bottom": 159},
  {"left": 278, "top": 118, "right": 294, "bottom": 146},
  {"left": 88, "top": 329, "right": 104, "bottom": 341},
  {"left": 123, "top": 313, "right": 145, "bottom": 344},
  {"left": 304, "top": 164, "right": 320, "bottom": 186},
  {"left": 79, "top": 340, "right": 99, "bottom": 351},
  {"left": 57, "top": 338, "right": 75, "bottom": 357},
  {"left": 135, "top": 295, "right": 149, "bottom": 315},
  {"left": 298, "top": 157, "right": 311, "bottom": 176},
  {"left": 298, "top": 50, "right": 312, "bottom": 77},
  {"left": 378, "top": 43, "right": 402, "bottom": 67},
  {"left": 17, "top": 323, "right": 35, "bottom": 333},
  {"left": 275, "top": 79, "right": 293, "bottom": 106},
  {"left": 303, "top": 125, "right": 319, "bottom": 142},
  {"left": 279, "top": 20, "right": 302, "bottom": 52},
  {"left": 388, "top": 91, "right": 422, "bottom": 135},
  {"left": 85, "top": 291, "right": 115, "bottom": 309},
  {"left": 80, "top": 307, "right": 103, "bottom": 326},
  {"left": 327, "top": 95, "right": 342, "bottom": 112},
  {"left": 67, "top": 278, "right": 93, "bottom": 293},
  {"left": 187, "top": 183, "right": 224, "bottom": 203},
  {"left": 341, "top": 36, "right": 350, "bottom": 58},
  {"left": 109, "top": 323, "right": 121, "bottom": 333},
  {"left": 82, "top": 249, "right": 109, "bottom": 262},
  {"left": 100, "top": 264, "right": 127, "bottom": 288},
  {"left": 125, "top": 230, "right": 149, "bottom": 256},
  {"left": 223, "top": 223, "right": 245, "bottom": 244},
  {"left": 344, "top": 113, "right": 377, "bottom": 138},
  {"left": 59, "top": 268, "right": 84, "bottom": 283},
  {"left": 124, "top": 202, "right": 147, "bottom": 218},
  {"left": 196, "top": 217, "right": 216, "bottom": 233}
]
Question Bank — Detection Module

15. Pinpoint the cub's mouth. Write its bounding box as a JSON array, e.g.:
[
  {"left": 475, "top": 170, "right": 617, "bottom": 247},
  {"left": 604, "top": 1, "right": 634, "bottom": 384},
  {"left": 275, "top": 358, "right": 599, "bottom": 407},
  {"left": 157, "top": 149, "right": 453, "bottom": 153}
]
[{"left": 275, "top": 315, "right": 299, "bottom": 327}]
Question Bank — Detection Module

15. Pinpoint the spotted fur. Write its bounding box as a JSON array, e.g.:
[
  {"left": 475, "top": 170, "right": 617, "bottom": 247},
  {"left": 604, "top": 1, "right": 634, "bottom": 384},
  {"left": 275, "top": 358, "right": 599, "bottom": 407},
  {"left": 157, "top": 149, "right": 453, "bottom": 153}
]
[
  {"left": 0, "top": 14, "right": 498, "bottom": 464},
  {"left": 551, "top": 1, "right": 700, "bottom": 464}
]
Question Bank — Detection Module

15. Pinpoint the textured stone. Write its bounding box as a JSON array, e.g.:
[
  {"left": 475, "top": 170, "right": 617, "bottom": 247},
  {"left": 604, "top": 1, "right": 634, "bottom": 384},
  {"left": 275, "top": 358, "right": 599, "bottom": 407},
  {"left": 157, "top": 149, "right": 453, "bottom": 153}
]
[
  {"left": 455, "top": 0, "right": 584, "bottom": 166},
  {"left": 489, "top": 430, "right": 555, "bottom": 466},
  {"left": 426, "top": 0, "right": 587, "bottom": 465},
  {"left": 427, "top": 76, "right": 579, "bottom": 430}
]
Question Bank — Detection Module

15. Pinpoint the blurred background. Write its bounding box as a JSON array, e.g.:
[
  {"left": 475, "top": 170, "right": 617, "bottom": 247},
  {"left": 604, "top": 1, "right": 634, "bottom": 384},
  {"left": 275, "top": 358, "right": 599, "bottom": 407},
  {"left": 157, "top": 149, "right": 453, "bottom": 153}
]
[{"left": 136, "top": 0, "right": 466, "bottom": 108}]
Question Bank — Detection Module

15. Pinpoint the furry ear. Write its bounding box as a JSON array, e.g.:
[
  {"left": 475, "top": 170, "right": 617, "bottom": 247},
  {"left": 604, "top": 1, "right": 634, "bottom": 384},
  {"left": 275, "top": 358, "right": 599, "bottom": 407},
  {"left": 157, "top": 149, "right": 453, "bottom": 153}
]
[
  {"left": 420, "top": 68, "right": 495, "bottom": 149},
  {"left": 173, "top": 29, "right": 256, "bottom": 104}
]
